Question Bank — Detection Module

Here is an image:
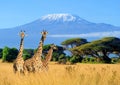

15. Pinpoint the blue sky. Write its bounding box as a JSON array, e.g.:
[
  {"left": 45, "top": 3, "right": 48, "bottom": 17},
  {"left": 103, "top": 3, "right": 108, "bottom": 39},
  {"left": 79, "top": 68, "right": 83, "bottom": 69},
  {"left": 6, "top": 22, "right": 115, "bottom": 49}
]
[{"left": 0, "top": 0, "right": 120, "bottom": 28}]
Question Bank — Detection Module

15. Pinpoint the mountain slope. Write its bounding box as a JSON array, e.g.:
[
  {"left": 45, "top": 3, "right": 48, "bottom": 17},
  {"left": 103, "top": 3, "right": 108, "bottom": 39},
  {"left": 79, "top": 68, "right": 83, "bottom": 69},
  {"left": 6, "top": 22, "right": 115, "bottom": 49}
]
[{"left": 0, "top": 13, "right": 120, "bottom": 48}]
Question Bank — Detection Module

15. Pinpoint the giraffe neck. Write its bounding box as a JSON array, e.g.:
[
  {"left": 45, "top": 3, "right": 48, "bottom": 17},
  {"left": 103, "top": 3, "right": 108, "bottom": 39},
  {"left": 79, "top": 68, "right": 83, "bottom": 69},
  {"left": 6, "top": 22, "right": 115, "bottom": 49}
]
[
  {"left": 40, "top": 35, "right": 45, "bottom": 43},
  {"left": 33, "top": 34, "right": 45, "bottom": 59},
  {"left": 41, "top": 36, "right": 43, "bottom": 42},
  {"left": 43, "top": 48, "right": 53, "bottom": 64},
  {"left": 34, "top": 39, "right": 43, "bottom": 59},
  {"left": 17, "top": 37, "right": 24, "bottom": 59}
]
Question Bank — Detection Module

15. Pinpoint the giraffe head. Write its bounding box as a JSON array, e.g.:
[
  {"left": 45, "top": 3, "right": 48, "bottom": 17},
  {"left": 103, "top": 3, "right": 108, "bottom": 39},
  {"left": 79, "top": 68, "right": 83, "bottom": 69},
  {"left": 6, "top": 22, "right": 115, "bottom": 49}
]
[
  {"left": 41, "top": 30, "right": 48, "bottom": 42},
  {"left": 19, "top": 30, "right": 26, "bottom": 39},
  {"left": 50, "top": 44, "right": 57, "bottom": 50}
]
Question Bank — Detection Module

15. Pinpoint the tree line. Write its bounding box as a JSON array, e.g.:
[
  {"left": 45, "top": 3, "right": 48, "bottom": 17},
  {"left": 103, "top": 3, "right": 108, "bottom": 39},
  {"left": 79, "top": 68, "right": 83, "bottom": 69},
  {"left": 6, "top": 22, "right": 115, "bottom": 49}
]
[
  {"left": 0, "top": 45, "right": 66, "bottom": 63},
  {"left": 0, "top": 37, "right": 120, "bottom": 64}
]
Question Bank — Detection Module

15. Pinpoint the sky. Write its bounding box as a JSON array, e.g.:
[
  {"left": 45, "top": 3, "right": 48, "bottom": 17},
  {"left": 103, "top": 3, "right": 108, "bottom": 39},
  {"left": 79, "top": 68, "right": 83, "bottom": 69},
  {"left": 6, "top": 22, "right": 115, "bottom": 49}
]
[{"left": 0, "top": 0, "right": 120, "bottom": 29}]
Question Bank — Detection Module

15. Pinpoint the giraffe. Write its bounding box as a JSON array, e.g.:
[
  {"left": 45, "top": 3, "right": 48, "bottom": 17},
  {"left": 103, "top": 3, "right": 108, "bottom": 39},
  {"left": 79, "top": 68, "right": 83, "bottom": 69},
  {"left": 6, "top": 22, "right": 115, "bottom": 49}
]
[
  {"left": 41, "top": 44, "right": 57, "bottom": 71},
  {"left": 13, "top": 30, "right": 26, "bottom": 74},
  {"left": 23, "top": 30, "right": 48, "bottom": 73}
]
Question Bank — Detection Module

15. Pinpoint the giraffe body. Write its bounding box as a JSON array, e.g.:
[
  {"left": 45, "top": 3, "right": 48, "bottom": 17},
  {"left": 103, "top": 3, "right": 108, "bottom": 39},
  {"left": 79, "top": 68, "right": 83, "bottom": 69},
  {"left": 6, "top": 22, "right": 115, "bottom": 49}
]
[{"left": 23, "top": 42, "right": 43, "bottom": 72}]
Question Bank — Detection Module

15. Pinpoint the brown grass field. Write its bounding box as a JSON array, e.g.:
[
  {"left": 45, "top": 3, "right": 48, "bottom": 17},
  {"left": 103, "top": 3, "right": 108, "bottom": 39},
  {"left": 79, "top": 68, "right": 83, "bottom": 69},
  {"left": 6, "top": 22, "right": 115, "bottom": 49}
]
[{"left": 0, "top": 60, "right": 120, "bottom": 85}]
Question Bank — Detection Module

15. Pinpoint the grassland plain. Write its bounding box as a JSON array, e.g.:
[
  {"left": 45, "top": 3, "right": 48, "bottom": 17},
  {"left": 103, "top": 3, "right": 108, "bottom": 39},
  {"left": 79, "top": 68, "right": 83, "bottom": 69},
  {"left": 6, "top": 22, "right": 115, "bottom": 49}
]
[{"left": 0, "top": 60, "right": 120, "bottom": 85}]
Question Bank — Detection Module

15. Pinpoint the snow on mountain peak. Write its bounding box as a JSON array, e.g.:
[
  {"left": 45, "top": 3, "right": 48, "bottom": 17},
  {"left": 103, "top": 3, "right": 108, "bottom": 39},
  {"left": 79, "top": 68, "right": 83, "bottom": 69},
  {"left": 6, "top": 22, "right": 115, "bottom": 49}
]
[{"left": 40, "top": 13, "right": 83, "bottom": 22}]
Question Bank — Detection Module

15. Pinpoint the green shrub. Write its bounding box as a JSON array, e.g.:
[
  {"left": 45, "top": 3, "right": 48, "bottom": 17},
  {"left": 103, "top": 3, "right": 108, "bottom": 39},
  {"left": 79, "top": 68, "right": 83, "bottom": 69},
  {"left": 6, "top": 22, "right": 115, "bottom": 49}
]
[
  {"left": 69, "top": 56, "right": 77, "bottom": 64},
  {"left": 58, "top": 54, "right": 67, "bottom": 64},
  {"left": 2, "top": 47, "right": 10, "bottom": 62},
  {"left": 23, "top": 49, "right": 34, "bottom": 60},
  {"left": 2, "top": 47, "right": 18, "bottom": 62},
  {"left": 116, "top": 58, "right": 120, "bottom": 63},
  {"left": 90, "top": 57, "right": 96, "bottom": 62},
  {"left": 82, "top": 57, "right": 88, "bottom": 63},
  {"left": 52, "top": 52, "right": 59, "bottom": 61},
  {"left": 69, "top": 55, "right": 83, "bottom": 64},
  {"left": 0, "top": 48, "right": 3, "bottom": 58}
]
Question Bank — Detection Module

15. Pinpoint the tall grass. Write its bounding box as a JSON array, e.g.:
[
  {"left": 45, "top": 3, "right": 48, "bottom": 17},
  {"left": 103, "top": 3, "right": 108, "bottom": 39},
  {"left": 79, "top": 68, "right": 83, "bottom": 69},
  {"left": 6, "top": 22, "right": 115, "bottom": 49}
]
[{"left": 0, "top": 61, "right": 120, "bottom": 85}]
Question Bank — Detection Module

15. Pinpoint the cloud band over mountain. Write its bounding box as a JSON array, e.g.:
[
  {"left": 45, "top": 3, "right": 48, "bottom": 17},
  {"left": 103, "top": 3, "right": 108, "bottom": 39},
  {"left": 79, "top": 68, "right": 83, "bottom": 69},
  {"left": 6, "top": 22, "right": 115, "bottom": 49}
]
[{"left": 49, "top": 31, "right": 120, "bottom": 38}]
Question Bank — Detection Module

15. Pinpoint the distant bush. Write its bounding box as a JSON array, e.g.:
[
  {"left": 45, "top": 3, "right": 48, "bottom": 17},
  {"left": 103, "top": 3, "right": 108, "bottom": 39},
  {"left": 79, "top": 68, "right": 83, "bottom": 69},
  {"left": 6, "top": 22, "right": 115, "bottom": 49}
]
[
  {"left": 117, "top": 58, "right": 120, "bottom": 63},
  {"left": 0, "top": 48, "right": 3, "bottom": 58},
  {"left": 2, "top": 47, "right": 18, "bottom": 62},
  {"left": 111, "top": 57, "right": 120, "bottom": 64},
  {"left": 52, "top": 52, "right": 59, "bottom": 61},
  {"left": 69, "top": 56, "right": 81, "bottom": 64},
  {"left": 82, "top": 57, "right": 98, "bottom": 63},
  {"left": 69, "top": 56, "right": 77, "bottom": 64},
  {"left": 23, "top": 49, "right": 34, "bottom": 60},
  {"left": 58, "top": 54, "right": 67, "bottom": 64}
]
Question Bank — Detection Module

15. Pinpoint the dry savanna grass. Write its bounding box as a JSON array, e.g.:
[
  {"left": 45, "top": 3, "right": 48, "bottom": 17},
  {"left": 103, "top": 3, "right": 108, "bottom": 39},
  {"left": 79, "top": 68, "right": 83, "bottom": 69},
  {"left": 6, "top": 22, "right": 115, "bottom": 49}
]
[{"left": 0, "top": 60, "right": 120, "bottom": 85}]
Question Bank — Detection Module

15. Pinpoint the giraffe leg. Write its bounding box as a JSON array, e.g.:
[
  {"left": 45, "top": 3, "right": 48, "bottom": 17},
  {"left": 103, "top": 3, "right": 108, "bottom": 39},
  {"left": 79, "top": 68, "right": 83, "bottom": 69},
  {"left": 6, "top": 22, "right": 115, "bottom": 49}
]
[
  {"left": 44, "top": 64, "right": 49, "bottom": 71},
  {"left": 13, "top": 64, "right": 17, "bottom": 74},
  {"left": 23, "top": 64, "right": 28, "bottom": 75}
]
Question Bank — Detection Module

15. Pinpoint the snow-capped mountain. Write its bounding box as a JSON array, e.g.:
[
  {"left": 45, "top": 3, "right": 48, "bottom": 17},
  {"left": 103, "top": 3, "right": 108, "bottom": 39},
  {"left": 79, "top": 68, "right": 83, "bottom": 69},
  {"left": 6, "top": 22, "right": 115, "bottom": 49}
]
[
  {"left": 40, "top": 14, "right": 88, "bottom": 23},
  {"left": 41, "top": 14, "right": 77, "bottom": 21},
  {"left": 0, "top": 13, "right": 120, "bottom": 48}
]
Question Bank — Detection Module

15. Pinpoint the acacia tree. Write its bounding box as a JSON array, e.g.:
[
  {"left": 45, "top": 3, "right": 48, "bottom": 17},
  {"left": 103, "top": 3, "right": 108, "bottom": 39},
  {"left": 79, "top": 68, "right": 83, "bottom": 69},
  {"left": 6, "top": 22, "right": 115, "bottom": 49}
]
[
  {"left": 71, "top": 37, "right": 120, "bottom": 63},
  {"left": 61, "top": 38, "right": 88, "bottom": 63},
  {"left": 61, "top": 38, "right": 88, "bottom": 48}
]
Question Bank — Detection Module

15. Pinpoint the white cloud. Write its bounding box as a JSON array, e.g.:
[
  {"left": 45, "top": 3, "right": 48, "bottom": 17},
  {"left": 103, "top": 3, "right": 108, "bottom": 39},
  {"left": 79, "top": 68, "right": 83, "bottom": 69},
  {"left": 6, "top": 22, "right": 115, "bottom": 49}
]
[{"left": 48, "top": 31, "right": 120, "bottom": 38}]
